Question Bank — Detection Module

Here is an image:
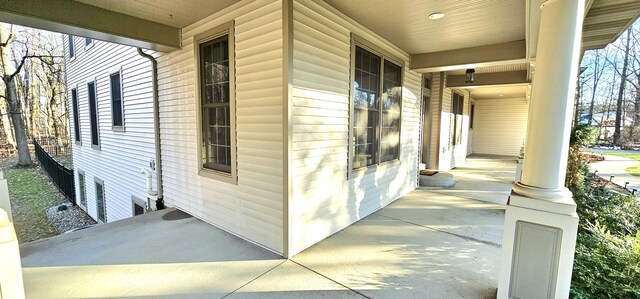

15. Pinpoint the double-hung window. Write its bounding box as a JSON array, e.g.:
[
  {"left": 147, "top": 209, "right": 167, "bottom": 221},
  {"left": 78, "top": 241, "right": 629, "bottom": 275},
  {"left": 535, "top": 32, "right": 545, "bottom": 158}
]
[
  {"left": 109, "top": 70, "right": 124, "bottom": 130},
  {"left": 196, "top": 23, "right": 236, "bottom": 183},
  {"left": 350, "top": 39, "right": 403, "bottom": 174}
]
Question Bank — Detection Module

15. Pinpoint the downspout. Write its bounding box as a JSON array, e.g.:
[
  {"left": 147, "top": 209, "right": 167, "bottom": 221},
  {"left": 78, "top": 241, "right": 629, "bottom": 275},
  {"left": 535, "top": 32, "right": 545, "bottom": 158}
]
[{"left": 137, "top": 48, "right": 164, "bottom": 210}]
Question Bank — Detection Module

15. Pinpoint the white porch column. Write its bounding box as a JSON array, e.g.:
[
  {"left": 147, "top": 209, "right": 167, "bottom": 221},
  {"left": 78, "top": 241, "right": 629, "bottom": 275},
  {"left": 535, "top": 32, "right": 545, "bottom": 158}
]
[
  {"left": 498, "top": 0, "right": 583, "bottom": 298},
  {"left": 0, "top": 209, "right": 25, "bottom": 299}
]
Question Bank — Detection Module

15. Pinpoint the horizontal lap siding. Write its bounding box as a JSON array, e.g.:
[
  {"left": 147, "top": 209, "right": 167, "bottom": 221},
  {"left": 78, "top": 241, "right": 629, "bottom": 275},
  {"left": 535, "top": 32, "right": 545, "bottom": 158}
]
[
  {"left": 473, "top": 98, "right": 528, "bottom": 156},
  {"left": 290, "top": 0, "right": 421, "bottom": 255},
  {"left": 428, "top": 73, "right": 441, "bottom": 168},
  {"left": 156, "top": 0, "right": 284, "bottom": 254},
  {"left": 65, "top": 40, "right": 156, "bottom": 222}
]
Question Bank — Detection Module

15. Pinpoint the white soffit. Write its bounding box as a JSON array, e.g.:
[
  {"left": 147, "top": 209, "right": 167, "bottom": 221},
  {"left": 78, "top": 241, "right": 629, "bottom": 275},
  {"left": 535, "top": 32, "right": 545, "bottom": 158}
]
[
  {"left": 75, "top": 0, "right": 240, "bottom": 28},
  {"left": 323, "top": 0, "right": 526, "bottom": 54},
  {"left": 582, "top": 0, "right": 640, "bottom": 50},
  {"left": 465, "top": 84, "right": 528, "bottom": 99},
  {"left": 447, "top": 63, "right": 528, "bottom": 75}
]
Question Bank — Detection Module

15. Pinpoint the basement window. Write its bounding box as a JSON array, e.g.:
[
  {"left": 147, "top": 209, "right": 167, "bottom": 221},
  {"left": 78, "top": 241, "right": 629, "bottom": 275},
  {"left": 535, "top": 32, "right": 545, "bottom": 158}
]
[
  {"left": 78, "top": 169, "right": 86, "bottom": 208},
  {"left": 131, "top": 196, "right": 146, "bottom": 216},
  {"left": 95, "top": 178, "right": 106, "bottom": 223},
  {"left": 349, "top": 35, "right": 403, "bottom": 177},
  {"left": 195, "top": 22, "right": 237, "bottom": 184}
]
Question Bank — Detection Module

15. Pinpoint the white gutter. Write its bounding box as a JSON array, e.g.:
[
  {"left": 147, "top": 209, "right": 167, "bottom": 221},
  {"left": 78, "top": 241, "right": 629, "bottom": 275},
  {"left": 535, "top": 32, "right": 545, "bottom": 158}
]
[{"left": 137, "top": 48, "right": 164, "bottom": 209}]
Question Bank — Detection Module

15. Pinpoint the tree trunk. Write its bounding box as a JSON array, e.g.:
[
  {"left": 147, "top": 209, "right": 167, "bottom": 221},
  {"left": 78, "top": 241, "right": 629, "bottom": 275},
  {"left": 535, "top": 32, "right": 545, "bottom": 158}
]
[
  {"left": 48, "top": 88, "right": 61, "bottom": 144},
  {"left": 614, "top": 30, "right": 631, "bottom": 145},
  {"left": 5, "top": 77, "right": 32, "bottom": 165},
  {"left": 574, "top": 78, "right": 581, "bottom": 126},
  {"left": 588, "top": 51, "right": 607, "bottom": 126},
  {"left": 0, "top": 101, "right": 16, "bottom": 147}
]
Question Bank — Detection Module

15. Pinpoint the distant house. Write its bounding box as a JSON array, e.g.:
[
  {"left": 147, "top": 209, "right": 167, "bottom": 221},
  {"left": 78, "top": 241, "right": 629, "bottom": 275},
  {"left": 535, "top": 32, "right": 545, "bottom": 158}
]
[{"left": 65, "top": 37, "right": 157, "bottom": 223}]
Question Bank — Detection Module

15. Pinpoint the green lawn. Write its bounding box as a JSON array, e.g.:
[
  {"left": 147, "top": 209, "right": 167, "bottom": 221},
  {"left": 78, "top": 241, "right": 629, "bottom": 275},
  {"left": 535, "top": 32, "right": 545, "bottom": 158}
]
[
  {"left": 600, "top": 151, "right": 640, "bottom": 177},
  {"left": 0, "top": 157, "right": 65, "bottom": 243}
]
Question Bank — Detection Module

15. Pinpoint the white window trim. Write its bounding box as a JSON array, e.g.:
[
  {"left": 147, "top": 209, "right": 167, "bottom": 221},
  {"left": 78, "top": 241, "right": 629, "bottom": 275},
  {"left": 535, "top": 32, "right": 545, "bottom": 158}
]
[
  {"left": 71, "top": 84, "right": 81, "bottom": 145},
  {"left": 347, "top": 33, "right": 405, "bottom": 180},
  {"left": 193, "top": 21, "right": 237, "bottom": 185},
  {"left": 108, "top": 66, "right": 125, "bottom": 131},
  {"left": 77, "top": 168, "right": 87, "bottom": 211},
  {"left": 86, "top": 77, "right": 100, "bottom": 149},
  {"left": 94, "top": 177, "right": 106, "bottom": 223}
]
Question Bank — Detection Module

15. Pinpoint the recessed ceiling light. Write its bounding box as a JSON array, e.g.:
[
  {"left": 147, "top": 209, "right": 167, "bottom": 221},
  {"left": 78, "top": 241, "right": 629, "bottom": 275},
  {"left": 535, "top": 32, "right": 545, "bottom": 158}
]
[{"left": 428, "top": 12, "right": 445, "bottom": 20}]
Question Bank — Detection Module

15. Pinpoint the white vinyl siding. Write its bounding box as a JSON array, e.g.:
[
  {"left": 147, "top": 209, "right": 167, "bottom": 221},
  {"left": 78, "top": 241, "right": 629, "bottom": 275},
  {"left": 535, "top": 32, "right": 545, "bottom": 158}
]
[
  {"left": 290, "top": 0, "right": 421, "bottom": 255},
  {"left": 65, "top": 37, "right": 157, "bottom": 223},
  {"left": 156, "top": 0, "right": 284, "bottom": 254},
  {"left": 472, "top": 97, "right": 529, "bottom": 156}
]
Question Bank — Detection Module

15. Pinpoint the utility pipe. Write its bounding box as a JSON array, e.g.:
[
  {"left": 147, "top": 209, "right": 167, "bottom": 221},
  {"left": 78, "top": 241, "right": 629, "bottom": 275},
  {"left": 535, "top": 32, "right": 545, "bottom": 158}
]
[
  {"left": 140, "top": 168, "right": 157, "bottom": 196},
  {"left": 137, "top": 48, "right": 164, "bottom": 210}
]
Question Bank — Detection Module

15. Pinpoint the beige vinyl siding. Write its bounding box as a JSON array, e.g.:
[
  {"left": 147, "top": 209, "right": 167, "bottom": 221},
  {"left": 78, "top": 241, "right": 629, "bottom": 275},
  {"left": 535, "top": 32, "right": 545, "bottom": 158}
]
[
  {"left": 65, "top": 38, "right": 156, "bottom": 222},
  {"left": 427, "top": 72, "right": 442, "bottom": 169},
  {"left": 438, "top": 74, "right": 452, "bottom": 170},
  {"left": 472, "top": 97, "right": 529, "bottom": 156},
  {"left": 156, "top": 0, "right": 284, "bottom": 254},
  {"left": 436, "top": 75, "right": 472, "bottom": 171},
  {"left": 290, "top": 0, "right": 421, "bottom": 255},
  {"left": 454, "top": 89, "right": 471, "bottom": 168}
]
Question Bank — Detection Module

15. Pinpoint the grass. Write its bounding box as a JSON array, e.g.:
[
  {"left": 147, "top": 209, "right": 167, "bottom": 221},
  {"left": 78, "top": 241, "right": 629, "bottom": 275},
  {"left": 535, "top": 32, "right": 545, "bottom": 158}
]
[
  {"left": 600, "top": 151, "right": 640, "bottom": 177},
  {"left": 0, "top": 156, "right": 65, "bottom": 243}
]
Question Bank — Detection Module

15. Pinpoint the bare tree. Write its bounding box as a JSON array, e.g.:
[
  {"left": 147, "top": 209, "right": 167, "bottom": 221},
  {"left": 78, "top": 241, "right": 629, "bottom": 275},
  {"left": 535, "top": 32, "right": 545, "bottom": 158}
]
[
  {"left": 613, "top": 29, "right": 631, "bottom": 145},
  {"left": 587, "top": 49, "right": 607, "bottom": 125},
  {"left": 0, "top": 24, "right": 64, "bottom": 165}
]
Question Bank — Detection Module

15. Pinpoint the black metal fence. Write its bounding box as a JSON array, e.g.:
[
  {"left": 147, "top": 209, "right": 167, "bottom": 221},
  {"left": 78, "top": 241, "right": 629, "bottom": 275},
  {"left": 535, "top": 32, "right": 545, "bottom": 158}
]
[{"left": 34, "top": 139, "right": 75, "bottom": 204}]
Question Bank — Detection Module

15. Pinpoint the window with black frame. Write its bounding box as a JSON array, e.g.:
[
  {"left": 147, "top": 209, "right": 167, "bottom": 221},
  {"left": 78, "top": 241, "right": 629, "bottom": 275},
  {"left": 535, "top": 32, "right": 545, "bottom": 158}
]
[
  {"left": 87, "top": 81, "right": 99, "bottom": 147},
  {"left": 68, "top": 35, "right": 75, "bottom": 59},
  {"left": 110, "top": 72, "right": 124, "bottom": 129},
  {"left": 71, "top": 88, "right": 80, "bottom": 142}
]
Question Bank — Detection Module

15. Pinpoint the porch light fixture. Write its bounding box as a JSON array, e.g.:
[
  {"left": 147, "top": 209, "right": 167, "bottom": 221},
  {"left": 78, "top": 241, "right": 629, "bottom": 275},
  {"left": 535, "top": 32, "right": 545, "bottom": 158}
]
[
  {"left": 465, "top": 69, "right": 475, "bottom": 83},
  {"left": 428, "top": 12, "right": 445, "bottom": 20}
]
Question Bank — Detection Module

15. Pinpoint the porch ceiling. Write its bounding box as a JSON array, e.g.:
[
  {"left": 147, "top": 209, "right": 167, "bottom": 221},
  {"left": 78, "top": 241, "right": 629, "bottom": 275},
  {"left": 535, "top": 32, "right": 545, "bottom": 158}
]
[
  {"left": 465, "top": 85, "right": 528, "bottom": 100},
  {"left": 0, "top": 0, "right": 636, "bottom": 54},
  {"left": 75, "top": 0, "right": 240, "bottom": 29},
  {"left": 323, "top": 0, "right": 526, "bottom": 55}
]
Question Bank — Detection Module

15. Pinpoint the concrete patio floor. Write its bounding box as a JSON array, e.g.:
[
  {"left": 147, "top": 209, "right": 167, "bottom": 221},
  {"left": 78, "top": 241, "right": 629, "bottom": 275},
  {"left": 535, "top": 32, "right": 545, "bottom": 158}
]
[{"left": 20, "top": 155, "right": 515, "bottom": 299}]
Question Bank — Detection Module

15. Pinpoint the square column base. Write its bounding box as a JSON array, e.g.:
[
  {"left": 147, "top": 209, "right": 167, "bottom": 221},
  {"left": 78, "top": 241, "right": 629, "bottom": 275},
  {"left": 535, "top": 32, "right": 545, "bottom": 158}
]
[
  {"left": 0, "top": 219, "right": 25, "bottom": 299},
  {"left": 497, "top": 192, "right": 578, "bottom": 299}
]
